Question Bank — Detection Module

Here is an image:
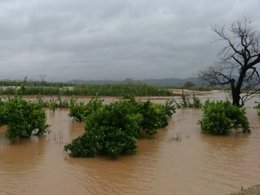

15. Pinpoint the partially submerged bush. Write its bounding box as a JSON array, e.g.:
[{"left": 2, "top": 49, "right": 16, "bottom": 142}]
[
  {"left": 138, "top": 99, "right": 175, "bottom": 136},
  {"left": 66, "top": 100, "right": 142, "bottom": 158},
  {"left": 65, "top": 97, "right": 175, "bottom": 158},
  {"left": 0, "top": 79, "right": 48, "bottom": 141},
  {"left": 68, "top": 97, "right": 103, "bottom": 122},
  {"left": 199, "top": 101, "right": 250, "bottom": 135},
  {"left": 254, "top": 102, "right": 260, "bottom": 115},
  {"left": 0, "top": 96, "right": 48, "bottom": 141}
]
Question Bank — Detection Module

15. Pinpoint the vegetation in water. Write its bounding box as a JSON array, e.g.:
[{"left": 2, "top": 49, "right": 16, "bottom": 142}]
[
  {"left": 0, "top": 79, "right": 48, "bottom": 141},
  {"left": 36, "top": 95, "right": 70, "bottom": 111},
  {"left": 199, "top": 101, "right": 250, "bottom": 135},
  {"left": 68, "top": 97, "right": 103, "bottom": 122},
  {"left": 64, "top": 96, "right": 175, "bottom": 158},
  {"left": 0, "top": 83, "right": 172, "bottom": 97},
  {"left": 174, "top": 93, "right": 202, "bottom": 108},
  {"left": 255, "top": 102, "right": 260, "bottom": 115}
]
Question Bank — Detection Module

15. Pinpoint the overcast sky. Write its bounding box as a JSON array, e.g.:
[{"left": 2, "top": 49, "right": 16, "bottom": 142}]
[{"left": 0, "top": 0, "right": 259, "bottom": 81}]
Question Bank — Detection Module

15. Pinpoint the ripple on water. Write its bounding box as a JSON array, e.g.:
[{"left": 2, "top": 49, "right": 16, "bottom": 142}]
[{"left": 0, "top": 93, "right": 259, "bottom": 195}]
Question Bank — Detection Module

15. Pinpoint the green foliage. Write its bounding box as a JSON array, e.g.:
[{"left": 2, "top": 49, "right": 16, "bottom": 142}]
[
  {"left": 63, "top": 83, "right": 172, "bottom": 96},
  {"left": 0, "top": 79, "right": 48, "bottom": 141},
  {"left": 254, "top": 102, "right": 260, "bottom": 115},
  {"left": 68, "top": 99, "right": 87, "bottom": 122},
  {"left": 0, "top": 98, "right": 8, "bottom": 124},
  {"left": 65, "top": 98, "right": 142, "bottom": 158},
  {"left": 68, "top": 97, "right": 103, "bottom": 122},
  {"left": 138, "top": 100, "right": 173, "bottom": 136},
  {"left": 199, "top": 101, "right": 250, "bottom": 135},
  {"left": 64, "top": 132, "right": 101, "bottom": 157},
  {"left": 65, "top": 97, "right": 175, "bottom": 158},
  {"left": 0, "top": 96, "right": 48, "bottom": 141},
  {"left": 0, "top": 83, "right": 172, "bottom": 96},
  {"left": 48, "top": 99, "right": 57, "bottom": 112}
]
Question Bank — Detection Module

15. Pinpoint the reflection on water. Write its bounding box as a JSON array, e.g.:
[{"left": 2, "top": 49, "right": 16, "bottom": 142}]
[{"left": 0, "top": 92, "right": 259, "bottom": 195}]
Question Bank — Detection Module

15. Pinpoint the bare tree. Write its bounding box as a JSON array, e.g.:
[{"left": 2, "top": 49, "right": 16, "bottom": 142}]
[{"left": 200, "top": 18, "right": 260, "bottom": 106}]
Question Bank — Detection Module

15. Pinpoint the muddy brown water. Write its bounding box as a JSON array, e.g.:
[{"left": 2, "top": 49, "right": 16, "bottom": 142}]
[{"left": 0, "top": 92, "right": 259, "bottom": 195}]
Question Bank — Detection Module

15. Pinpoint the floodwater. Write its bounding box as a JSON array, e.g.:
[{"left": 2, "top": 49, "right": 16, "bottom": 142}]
[{"left": 0, "top": 92, "right": 260, "bottom": 195}]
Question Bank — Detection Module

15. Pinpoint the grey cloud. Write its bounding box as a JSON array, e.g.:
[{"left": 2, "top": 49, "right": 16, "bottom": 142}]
[{"left": 0, "top": 0, "right": 259, "bottom": 81}]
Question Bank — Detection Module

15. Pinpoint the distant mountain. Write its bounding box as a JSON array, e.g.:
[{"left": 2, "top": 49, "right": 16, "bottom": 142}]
[
  {"left": 140, "top": 77, "right": 205, "bottom": 86},
  {"left": 67, "top": 79, "right": 118, "bottom": 84},
  {"left": 67, "top": 77, "right": 205, "bottom": 86},
  {"left": 140, "top": 78, "right": 183, "bottom": 86}
]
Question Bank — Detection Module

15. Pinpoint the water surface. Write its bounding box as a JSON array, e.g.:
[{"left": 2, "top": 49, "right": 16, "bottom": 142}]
[{"left": 0, "top": 92, "right": 259, "bottom": 195}]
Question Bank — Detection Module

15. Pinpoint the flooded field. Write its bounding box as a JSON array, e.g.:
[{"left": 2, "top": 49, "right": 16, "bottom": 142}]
[{"left": 0, "top": 92, "right": 259, "bottom": 195}]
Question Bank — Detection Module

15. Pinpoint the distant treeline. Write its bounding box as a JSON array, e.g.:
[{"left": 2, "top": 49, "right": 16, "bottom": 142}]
[{"left": 0, "top": 83, "right": 172, "bottom": 96}]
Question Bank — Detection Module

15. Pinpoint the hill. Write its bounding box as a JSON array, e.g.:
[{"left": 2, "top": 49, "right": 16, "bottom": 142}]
[{"left": 67, "top": 77, "right": 204, "bottom": 87}]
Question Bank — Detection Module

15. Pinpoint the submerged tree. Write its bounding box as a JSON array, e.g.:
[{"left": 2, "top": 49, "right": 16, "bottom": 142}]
[{"left": 200, "top": 18, "right": 260, "bottom": 106}]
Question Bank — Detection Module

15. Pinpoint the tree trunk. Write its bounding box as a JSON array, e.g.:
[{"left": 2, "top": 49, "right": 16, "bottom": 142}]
[
  {"left": 230, "top": 79, "right": 241, "bottom": 107},
  {"left": 230, "top": 66, "right": 248, "bottom": 107},
  {"left": 232, "top": 89, "right": 241, "bottom": 106}
]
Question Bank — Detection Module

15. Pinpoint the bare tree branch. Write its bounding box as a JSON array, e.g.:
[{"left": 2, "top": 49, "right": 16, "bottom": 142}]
[{"left": 200, "top": 18, "right": 260, "bottom": 106}]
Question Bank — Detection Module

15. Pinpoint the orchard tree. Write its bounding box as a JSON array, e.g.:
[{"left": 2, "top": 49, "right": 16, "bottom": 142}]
[{"left": 200, "top": 19, "right": 260, "bottom": 106}]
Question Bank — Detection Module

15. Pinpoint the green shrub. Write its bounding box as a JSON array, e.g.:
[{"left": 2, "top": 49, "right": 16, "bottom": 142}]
[
  {"left": 199, "top": 101, "right": 250, "bottom": 135},
  {"left": 65, "top": 97, "right": 175, "bottom": 158},
  {"left": 0, "top": 96, "right": 48, "bottom": 141},
  {"left": 0, "top": 98, "right": 8, "bottom": 124},
  {"left": 68, "top": 97, "right": 103, "bottom": 122},
  {"left": 66, "top": 99, "right": 142, "bottom": 158},
  {"left": 68, "top": 100, "right": 88, "bottom": 122},
  {"left": 138, "top": 100, "right": 174, "bottom": 136},
  {"left": 64, "top": 132, "right": 101, "bottom": 157},
  {"left": 0, "top": 80, "right": 48, "bottom": 141},
  {"left": 48, "top": 99, "right": 57, "bottom": 112},
  {"left": 254, "top": 102, "right": 260, "bottom": 115}
]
